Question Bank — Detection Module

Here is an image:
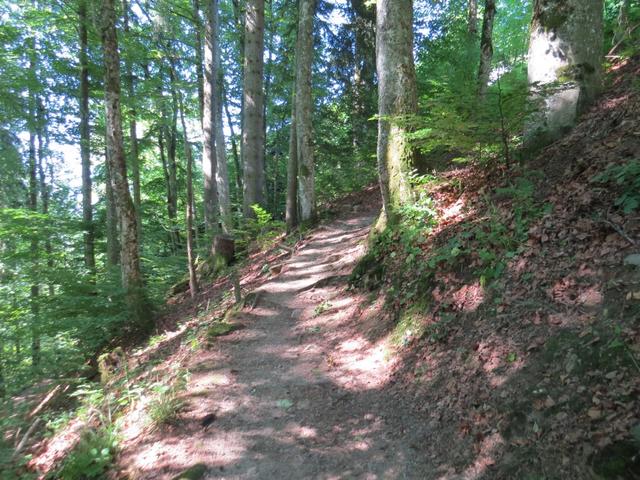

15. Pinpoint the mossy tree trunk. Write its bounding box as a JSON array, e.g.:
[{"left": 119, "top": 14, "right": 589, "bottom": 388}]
[
  {"left": 526, "top": 0, "right": 604, "bottom": 148},
  {"left": 376, "top": 0, "right": 418, "bottom": 226}
]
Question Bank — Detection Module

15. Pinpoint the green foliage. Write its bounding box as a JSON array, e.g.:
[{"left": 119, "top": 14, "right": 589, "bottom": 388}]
[
  {"left": 54, "top": 426, "right": 118, "bottom": 480},
  {"left": 147, "top": 370, "right": 189, "bottom": 428},
  {"left": 591, "top": 159, "right": 640, "bottom": 213}
]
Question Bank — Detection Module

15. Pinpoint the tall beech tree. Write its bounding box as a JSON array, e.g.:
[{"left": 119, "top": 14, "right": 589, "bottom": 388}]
[
  {"left": 100, "top": 0, "right": 149, "bottom": 328},
  {"left": 242, "top": 0, "right": 266, "bottom": 217},
  {"left": 375, "top": 0, "right": 418, "bottom": 225},
  {"left": 295, "top": 0, "right": 316, "bottom": 223},
  {"left": 526, "top": 0, "right": 604, "bottom": 147}
]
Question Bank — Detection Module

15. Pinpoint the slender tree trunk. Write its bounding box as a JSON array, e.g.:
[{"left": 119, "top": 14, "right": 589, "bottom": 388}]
[
  {"left": 193, "top": 0, "right": 205, "bottom": 122},
  {"left": 79, "top": 0, "right": 95, "bottom": 273},
  {"left": 613, "top": 0, "right": 630, "bottom": 45},
  {"left": 203, "top": 0, "right": 220, "bottom": 233},
  {"left": 376, "top": 0, "right": 418, "bottom": 225},
  {"left": 468, "top": 0, "right": 478, "bottom": 36},
  {"left": 242, "top": 0, "right": 266, "bottom": 217},
  {"left": 174, "top": 72, "right": 199, "bottom": 298},
  {"left": 350, "top": 0, "right": 376, "bottom": 155},
  {"left": 286, "top": 89, "right": 298, "bottom": 232},
  {"left": 122, "top": 0, "right": 142, "bottom": 247},
  {"left": 101, "top": 0, "right": 149, "bottom": 328},
  {"left": 477, "top": 0, "right": 496, "bottom": 99},
  {"left": 212, "top": 0, "right": 232, "bottom": 233},
  {"left": 159, "top": 130, "right": 181, "bottom": 251},
  {"left": 36, "top": 100, "right": 54, "bottom": 296},
  {"left": 223, "top": 84, "right": 243, "bottom": 196},
  {"left": 295, "top": 0, "right": 316, "bottom": 223},
  {"left": 526, "top": 0, "right": 604, "bottom": 147}
]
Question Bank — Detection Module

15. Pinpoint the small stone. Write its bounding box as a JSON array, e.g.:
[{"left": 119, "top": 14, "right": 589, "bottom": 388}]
[{"left": 623, "top": 254, "right": 640, "bottom": 267}]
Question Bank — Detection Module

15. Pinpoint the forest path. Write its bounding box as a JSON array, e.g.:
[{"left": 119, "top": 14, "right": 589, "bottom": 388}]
[{"left": 119, "top": 210, "right": 434, "bottom": 479}]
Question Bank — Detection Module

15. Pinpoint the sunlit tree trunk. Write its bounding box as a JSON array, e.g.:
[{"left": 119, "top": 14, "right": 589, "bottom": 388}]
[
  {"left": 203, "top": 0, "right": 220, "bottom": 233},
  {"left": 101, "top": 0, "right": 150, "bottom": 328},
  {"left": 526, "top": 0, "right": 604, "bottom": 148},
  {"left": 295, "top": 0, "right": 316, "bottom": 223},
  {"left": 122, "top": 0, "right": 142, "bottom": 247},
  {"left": 212, "top": 0, "right": 232, "bottom": 233},
  {"left": 286, "top": 89, "right": 298, "bottom": 232},
  {"left": 105, "top": 147, "right": 120, "bottom": 267},
  {"left": 468, "top": 0, "right": 478, "bottom": 36},
  {"left": 78, "top": 0, "right": 95, "bottom": 273},
  {"left": 242, "top": 0, "right": 266, "bottom": 217},
  {"left": 193, "top": 0, "right": 205, "bottom": 122},
  {"left": 477, "top": 0, "right": 496, "bottom": 99},
  {"left": 376, "top": 0, "right": 418, "bottom": 226}
]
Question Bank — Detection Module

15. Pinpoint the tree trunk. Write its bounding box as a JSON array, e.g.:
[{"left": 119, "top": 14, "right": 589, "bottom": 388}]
[
  {"left": 526, "top": 0, "right": 604, "bottom": 148},
  {"left": 376, "top": 0, "right": 418, "bottom": 225},
  {"left": 122, "top": 0, "right": 142, "bottom": 247},
  {"left": 174, "top": 72, "right": 199, "bottom": 298},
  {"left": 295, "top": 0, "right": 316, "bottom": 223},
  {"left": 613, "top": 0, "right": 630, "bottom": 46},
  {"left": 212, "top": 0, "right": 232, "bottom": 233},
  {"left": 477, "top": 0, "right": 496, "bottom": 99},
  {"left": 159, "top": 129, "right": 181, "bottom": 251},
  {"left": 203, "top": 0, "right": 220, "bottom": 233},
  {"left": 350, "top": 0, "right": 376, "bottom": 156},
  {"left": 242, "top": 0, "right": 266, "bottom": 218},
  {"left": 27, "top": 36, "right": 41, "bottom": 370},
  {"left": 101, "top": 0, "right": 149, "bottom": 328},
  {"left": 193, "top": 0, "right": 205, "bottom": 122},
  {"left": 468, "top": 0, "right": 478, "bottom": 36},
  {"left": 286, "top": 89, "right": 298, "bottom": 232},
  {"left": 105, "top": 147, "right": 120, "bottom": 267},
  {"left": 79, "top": 0, "right": 95, "bottom": 273},
  {"left": 224, "top": 84, "right": 243, "bottom": 197}
]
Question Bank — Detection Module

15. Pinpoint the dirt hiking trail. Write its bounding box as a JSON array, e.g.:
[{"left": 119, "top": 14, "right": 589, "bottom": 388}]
[{"left": 119, "top": 210, "right": 436, "bottom": 479}]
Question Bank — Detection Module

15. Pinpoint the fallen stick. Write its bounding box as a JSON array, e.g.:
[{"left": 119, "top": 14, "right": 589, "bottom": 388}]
[{"left": 13, "top": 417, "right": 42, "bottom": 459}]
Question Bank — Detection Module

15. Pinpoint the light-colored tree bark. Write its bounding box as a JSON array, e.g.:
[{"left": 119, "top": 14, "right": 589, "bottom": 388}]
[
  {"left": 78, "top": 0, "right": 95, "bottom": 273},
  {"left": 295, "top": 0, "right": 316, "bottom": 223},
  {"left": 121, "top": 0, "right": 142, "bottom": 247},
  {"left": 468, "top": 0, "right": 478, "bottom": 36},
  {"left": 286, "top": 89, "right": 298, "bottom": 232},
  {"left": 193, "top": 0, "right": 205, "bottom": 122},
  {"left": 212, "top": 0, "right": 232, "bottom": 233},
  {"left": 477, "top": 0, "right": 496, "bottom": 99},
  {"left": 101, "top": 0, "right": 149, "bottom": 327},
  {"left": 376, "top": 0, "right": 418, "bottom": 225},
  {"left": 203, "top": 0, "right": 220, "bottom": 233},
  {"left": 526, "top": 0, "right": 604, "bottom": 147},
  {"left": 104, "top": 147, "right": 120, "bottom": 266},
  {"left": 242, "top": 0, "right": 265, "bottom": 218}
]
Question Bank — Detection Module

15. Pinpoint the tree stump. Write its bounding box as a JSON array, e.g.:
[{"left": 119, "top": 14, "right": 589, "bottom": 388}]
[{"left": 212, "top": 235, "right": 235, "bottom": 265}]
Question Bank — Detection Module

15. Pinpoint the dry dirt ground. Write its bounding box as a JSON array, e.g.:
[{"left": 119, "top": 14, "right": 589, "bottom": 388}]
[{"left": 117, "top": 208, "right": 437, "bottom": 479}]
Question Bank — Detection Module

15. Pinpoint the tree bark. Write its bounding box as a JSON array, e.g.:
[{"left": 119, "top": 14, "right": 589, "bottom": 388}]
[
  {"left": 286, "top": 89, "right": 298, "bottom": 232},
  {"left": 101, "top": 0, "right": 149, "bottom": 328},
  {"left": 122, "top": 0, "right": 142, "bottom": 247},
  {"left": 376, "top": 0, "right": 418, "bottom": 225},
  {"left": 526, "top": 0, "right": 604, "bottom": 148},
  {"left": 212, "top": 0, "right": 233, "bottom": 233},
  {"left": 477, "top": 0, "right": 496, "bottom": 99},
  {"left": 193, "top": 0, "right": 205, "bottom": 122},
  {"left": 468, "top": 0, "right": 478, "bottom": 36},
  {"left": 203, "top": 0, "right": 220, "bottom": 233},
  {"left": 295, "top": 0, "right": 316, "bottom": 223},
  {"left": 242, "top": 0, "right": 266, "bottom": 218},
  {"left": 105, "top": 147, "right": 120, "bottom": 267},
  {"left": 79, "top": 0, "right": 95, "bottom": 273}
]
